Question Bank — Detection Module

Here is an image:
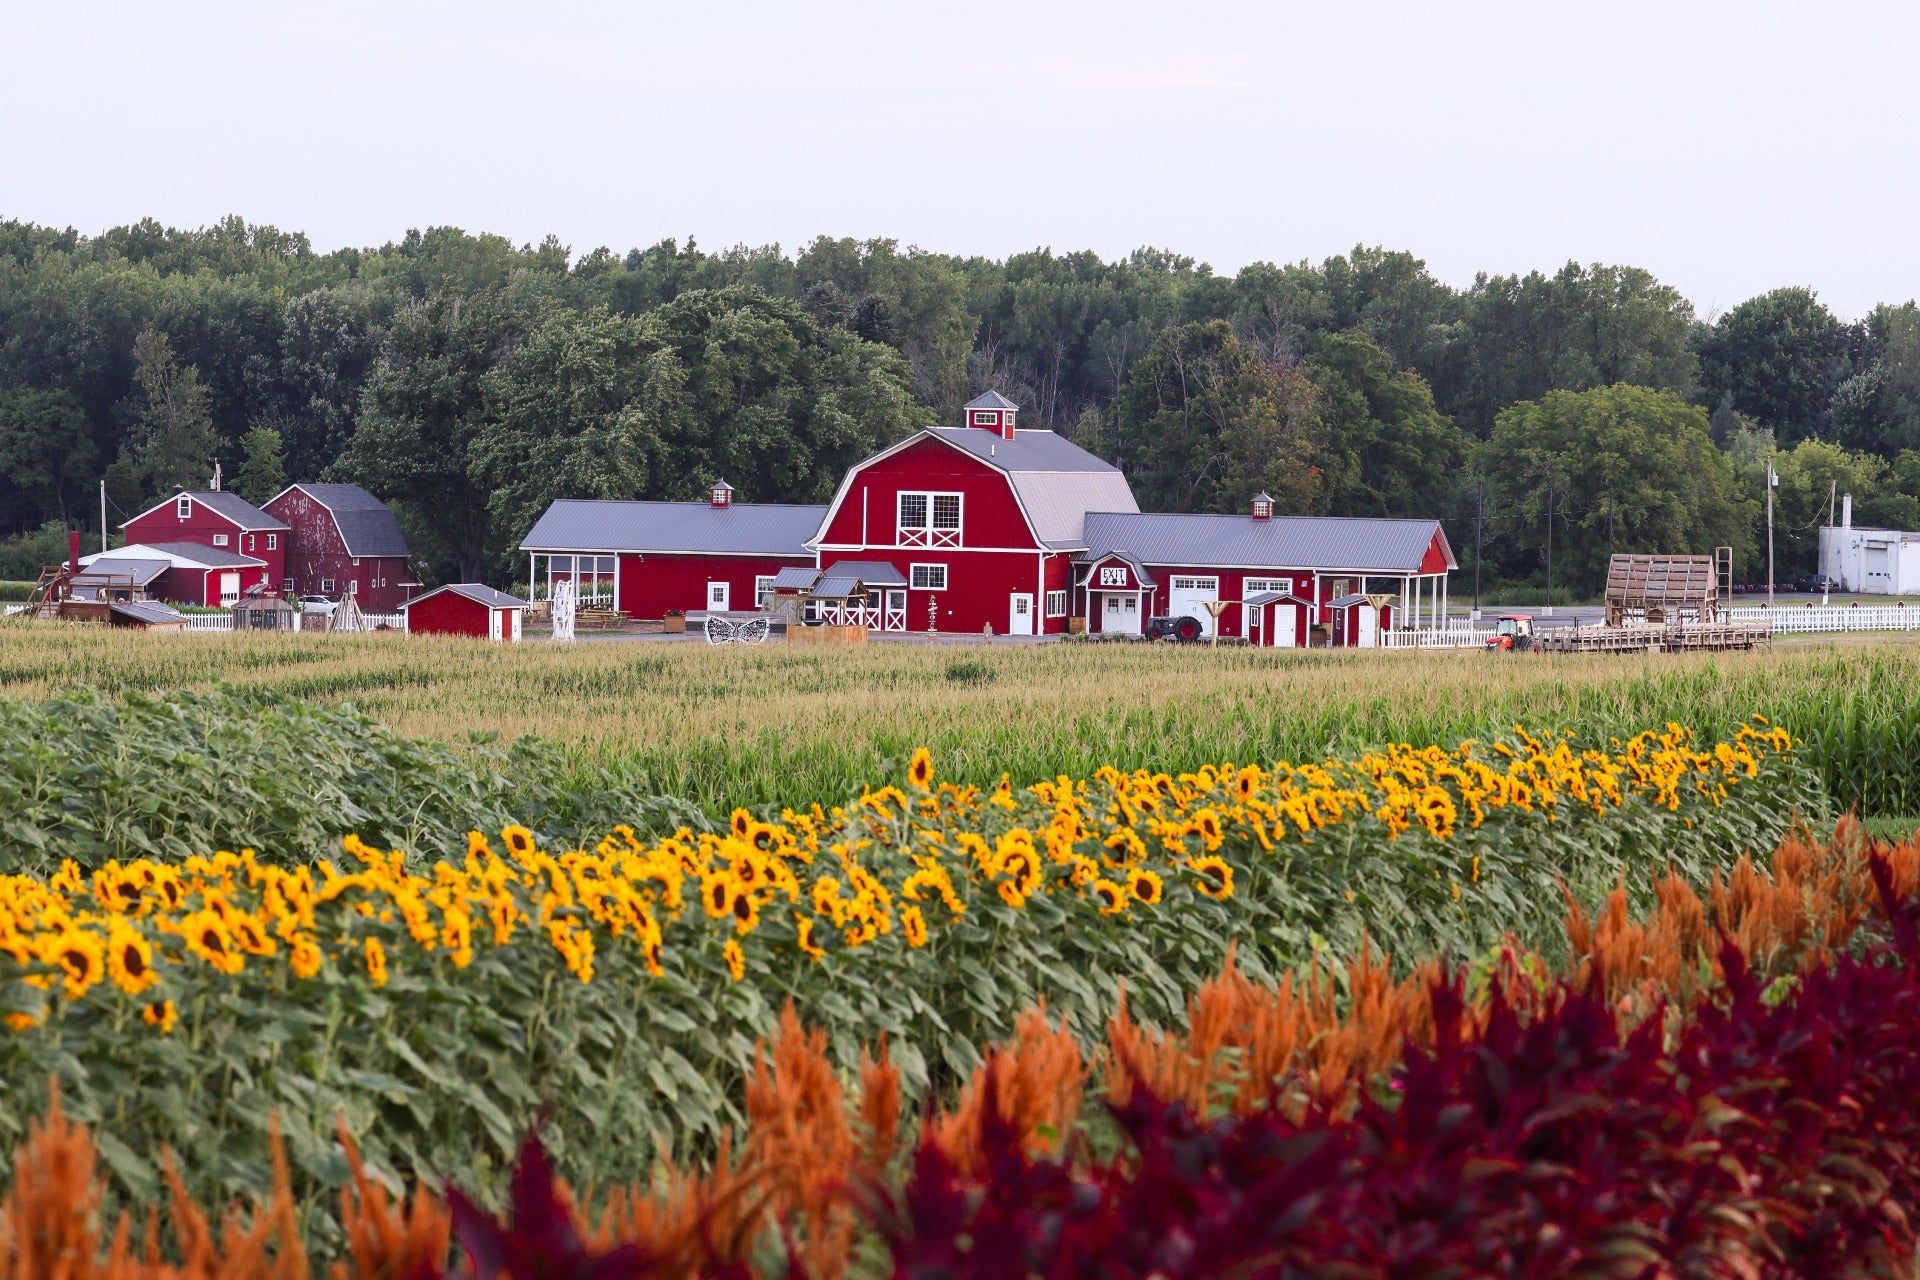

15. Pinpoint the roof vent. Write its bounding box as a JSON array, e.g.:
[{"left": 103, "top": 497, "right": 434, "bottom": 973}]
[
  {"left": 709, "top": 480, "right": 734, "bottom": 509},
  {"left": 1250, "top": 491, "right": 1274, "bottom": 521},
  {"left": 964, "top": 389, "right": 1018, "bottom": 441}
]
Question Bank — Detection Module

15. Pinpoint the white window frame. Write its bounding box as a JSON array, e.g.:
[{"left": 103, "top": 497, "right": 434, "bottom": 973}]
[
  {"left": 212, "top": 533, "right": 229, "bottom": 547},
  {"left": 1045, "top": 590, "right": 1068, "bottom": 618},
  {"left": 754, "top": 575, "right": 777, "bottom": 609},
  {"left": 352, "top": 557, "right": 361, "bottom": 567},
  {"left": 176, "top": 497, "right": 191, "bottom": 520},
  {"left": 320, "top": 578, "right": 336, "bottom": 594},
  {"left": 266, "top": 533, "right": 277, "bottom": 550},
  {"left": 910, "top": 563, "right": 948, "bottom": 591},
  {"left": 281, "top": 577, "right": 294, "bottom": 593},
  {"left": 897, "top": 491, "right": 962, "bottom": 548},
  {"left": 1244, "top": 578, "right": 1291, "bottom": 596}
]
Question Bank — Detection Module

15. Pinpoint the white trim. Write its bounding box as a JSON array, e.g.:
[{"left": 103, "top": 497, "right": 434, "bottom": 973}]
[
  {"left": 804, "top": 429, "right": 1055, "bottom": 552},
  {"left": 120, "top": 491, "right": 282, "bottom": 533},
  {"left": 1045, "top": 589, "right": 1068, "bottom": 618},
  {"left": 910, "top": 563, "right": 948, "bottom": 591},
  {"left": 895, "top": 490, "right": 964, "bottom": 548}
]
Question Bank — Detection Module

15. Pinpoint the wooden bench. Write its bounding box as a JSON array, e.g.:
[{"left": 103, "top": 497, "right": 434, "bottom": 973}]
[{"left": 576, "top": 607, "right": 629, "bottom": 631}]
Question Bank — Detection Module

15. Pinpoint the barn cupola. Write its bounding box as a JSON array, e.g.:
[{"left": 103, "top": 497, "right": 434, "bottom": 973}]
[
  {"left": 1250, "top": 491, "right": 1274, "bottom": 521},
  {"left": 963, "top": 389, "right": 1019, "bottom": 441},
  {"left": 709, "top": 480, "right": 734, "bottom": 509}
]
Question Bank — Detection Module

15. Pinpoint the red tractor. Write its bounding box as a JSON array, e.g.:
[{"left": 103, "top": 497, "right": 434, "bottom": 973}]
[{"left": 1485, "top": 614, "right": 1536, "bottom": 652}]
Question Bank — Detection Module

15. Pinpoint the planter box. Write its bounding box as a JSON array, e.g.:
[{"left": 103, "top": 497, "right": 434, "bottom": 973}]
[
  {"left": 663, "top": 616, "right": 686, "bottom": 633},
  {"left": 1068, "top": 616, "right": 1088, "bottom": 635},
  {"left": 788, "top": 624, "right": 867, "bottom": 646}
]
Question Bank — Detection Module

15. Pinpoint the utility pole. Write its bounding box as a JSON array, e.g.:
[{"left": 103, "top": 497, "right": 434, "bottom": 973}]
[
  {"left": 1544, "top": 475, "right": 1554, "bottom": 617},
  {"left": 99, "top": 480, "right": 108, "bottom": 556},
  {"left": 1765, "top": 453, "right": 1777, "bottom": 609},
  {"left": 1824, "top": 480, "right": 1836, "bottom": 606}
]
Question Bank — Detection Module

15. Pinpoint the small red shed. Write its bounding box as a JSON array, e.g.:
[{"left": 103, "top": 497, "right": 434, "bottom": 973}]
[
  {"left": 1326, "top": 593, "right": 1395, "bottom": 648},
  {"left": 402, "top": 584, "right": 527, "bottom": 642},
  {"left": 1243, "top": 589, "right": 1311, "bottom": 648}
]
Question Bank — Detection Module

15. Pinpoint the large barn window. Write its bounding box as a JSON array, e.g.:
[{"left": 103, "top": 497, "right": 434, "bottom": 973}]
[
  {"left": 910, "top": 563, "right": 947, "bottom": 590},
  {"left": 897, "top": 492, "right": 962, "bottom": 547}
]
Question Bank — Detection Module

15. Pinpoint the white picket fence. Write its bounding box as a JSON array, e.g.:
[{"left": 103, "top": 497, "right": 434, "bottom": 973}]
[
  {"left": 1380, "top": 626, "right": 1495, "bottom": 649},
  {"left": 1728, "top": 605, "right": 1920, "bottom": 634},
  {"left": 184, "top": 611, "right": 406, "bottom": 633}
]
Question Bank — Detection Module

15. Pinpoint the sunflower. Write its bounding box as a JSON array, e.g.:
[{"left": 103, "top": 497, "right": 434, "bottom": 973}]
[
  {"left": 723, "top": 939, "right": 746, "bottom": 982},
  {"left": 996, "top": 881, "right": 1029, "bottom": 909},
  {"left": 901, "top": 904, "right": 929, "bottom": 949},
  {"left": 183, "top": 912, "right": 244, "bottom": 976},
  {"left": 231, "top": 914, "right": 278, "bottom": 957},
  {"left": 502, "top": 825, "right": 537, "bottom": 858},
  {"left": 441, "top": 909, "right": 475, "bottom": 969},
  {"left": 364, "top": 938, "right": 388, "bottom": 988},
  {"left": 795, "top": 915, "right": 826, "bottom": 961},
  {"left": 106, "top": 924, "right": 158, "bottom": 996},
  {"left": 1091, "top": 878, "right": 1129, "bottom": 915},
  {"left": 1188, "top": 808, "right": 1226, "bottom": 851},
  {"left": 1127, "top": 868, "right": 1164, "bottom": 906},
  {"left": 1190, "top": 856, "right": 1234, "bottom": 900},
  {"left": 141, "top": 999, "right": 178, "bottom": 1034},
  {"left": 908, "top": 748, "right": 935, "bottom": 791},
  {"left": 43, "top": 930, "right": 105, "bottom": 1000},
  {"left": 290, "top": 935, "right": 325, "bottom": 980},
  {"left": 702, "top": 872, "right": 742, "bottom": 921},
  {"left": 731, "top": 889, "right": 762, "bottom": 935},
  {"left": 730, "top": 809, "right": 753, "bottom": 840},
  {"left": 641, "top": 937, "right": 665, "bottom": 977}
]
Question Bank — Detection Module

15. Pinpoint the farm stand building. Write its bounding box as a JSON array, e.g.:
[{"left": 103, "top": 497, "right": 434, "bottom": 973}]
[
  {"left": 264, "top": 483, "right": 417, "bottom": 612},
  {"left": 521, "top": 392, "right": 1457, "bottom": 642}
]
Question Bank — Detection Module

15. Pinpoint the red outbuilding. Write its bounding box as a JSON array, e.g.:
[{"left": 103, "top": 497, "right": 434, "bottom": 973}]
[
  {"left": 120, "top": 490, "right": 287, "bottom": 597},
  {"left": 1244, "top": 589, "right": 1313, "bottom": 648},
  {"left": 401, "top": 584, "right": 527, "bottom": 642},
  {"left": 264, "top": 483, "right": 417, "bottom": 611}
]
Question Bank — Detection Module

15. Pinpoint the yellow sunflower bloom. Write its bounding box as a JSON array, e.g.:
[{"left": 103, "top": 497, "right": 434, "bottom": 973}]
[
  {"left": 1190, "top": 856, "right": 1234, "bottom": 900},
  {"left": 290, "top": 935, "right": 325, "bottom": 980},
  {"left": 141, "top": 999, "right": 178, "bottom": 1034},
  {"left": 795, "top": 915, "right": 827, "bottom": 961},
  {"left": 502, "top": 825, "right": 538, "bottom": 858},
  {"left": 105, "top": 923, "right": 158, "bottom": 996},
  {"left": 182, "top": 912, "right": 244, "bottom": 976},
  {"left": 901, "top": 904, "right": 929, "bottom": 948},
  {"left": 723, "top": 938, "right": 746, "bottom": 982},
  {"left": 1127, "top": 868, "right": 1164, "bottom": 905},
  {"left": 43, "top": 930, "right": 106, "bottom": 1000},
  {"left": 908, "top": 748, "right": 935, "bottom": 791},
  {"left": 364, "top": 938, "right": 388, "bottom": 988},
  {"left": 1091, "top": 878, "right": 1129, "bottom": 915}
]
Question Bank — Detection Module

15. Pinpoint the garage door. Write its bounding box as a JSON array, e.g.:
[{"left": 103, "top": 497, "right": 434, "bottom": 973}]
[{"left": 1168, "top": 576, "right": 1218, "bottom": 636}]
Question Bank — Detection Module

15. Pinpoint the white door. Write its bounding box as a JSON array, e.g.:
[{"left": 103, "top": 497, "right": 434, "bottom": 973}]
[
  {"left": 489, "top": 608, "right": 502, "bottom": 641},
  {"left": 707, "top": 581, "right": 730, "bottom": 611},
  {"left": 509, "top": 610, "right": 523, "bottom": 643},
  {"left": 885, "top": 590, "right": 907, "bottom": 631},
  {"left": 1102, "top": 593, "right": 1142, "bottom": 635},
  {"left": 1271, "top": 606, "right": 1297, "bottom": 648},
  {"left": 1167, "top": 577, "right": 1218, "bottom": 636},
  {"left": 218, "top": 572, "right": 240, "bottom": 605},
  {"left": 1355, "top": 603, "right": 1377, "bottom": 648},
  {"left": 1008, "top": 593, "right": 1035, "bottom": 636}
]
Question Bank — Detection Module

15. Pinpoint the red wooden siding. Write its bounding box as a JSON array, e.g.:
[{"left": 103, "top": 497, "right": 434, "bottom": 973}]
[
  {"left": 405, "top": 592, "right": 490, "bottom": 638},
  {"left": 616, "top": 553, "right": 813, "bottom": 620},
  {"left": 816, "top": 549, "right": 1048, "bottom": 634},
  {"left": 152, "top": 564, "right": 272, "bottom": 608},
  {"left": 817, "top": 438, "right": 1040, "bottom": 553},
  {"left": 124, "top": 502, "right": 285, "bottom": 590}
]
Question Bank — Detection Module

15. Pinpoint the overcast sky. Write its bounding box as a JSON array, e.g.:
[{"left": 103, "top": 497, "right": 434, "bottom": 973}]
[{"left": 5, "top": 0, "right": 1916, "bottom": 318}]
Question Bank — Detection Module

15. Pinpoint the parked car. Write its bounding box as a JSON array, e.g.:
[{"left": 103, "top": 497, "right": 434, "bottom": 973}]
[
  {"left": 1793, "top": 574, "right": 1841, "bottom": 594},
  {"left": 1146, "top": 614, "right": 1206, "bottom": 642}
]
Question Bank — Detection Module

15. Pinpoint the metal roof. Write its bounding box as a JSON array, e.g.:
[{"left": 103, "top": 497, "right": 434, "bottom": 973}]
[
  {"left": 72, "top": 559, "right": 169, "bottom": 587},
  {"left": 275, "top": 484, "right": 412, "bottom": 558},
  {"left": 768, "top": 566, "right": 822, "bottom": 591},
  {"left": 1079, "top": 549, "right": 1157, "bottom": 588},
  {"left": 110, "top": 601, "right": 187, "bottom": 626},
  {"left": 1243, "top": 590, "right": 1300, "bottom": 608},
  {"left": 963, "top": 389, "right": 1019, "bottom": 410},
  {"left": 929, "top": 429, "right": 1138, "bottom": 546},
  {"left": 402, "top": 584, "right": 526, "bottom": 611},
  {"left": 1078, "top": 513, "right": 1456, "bottom": 574},
  {"left": 520, "top": 499, "right": 826, "bottom": 557},
  {"left": 86, "top": 542, "right": 266, "bottom": 570},
  {"left": 819, "top": 559, "right": 908, "bottom": 588},
  {"left": 123, "top": 490, "right": 288, "bottom": 531}
]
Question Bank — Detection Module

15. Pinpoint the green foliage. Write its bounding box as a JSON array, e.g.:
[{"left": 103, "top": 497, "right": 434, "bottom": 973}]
[
  {"left": 231, "top": 425, "right": 288, "bottom": 507},
  {"left": 1695, "top": 287, "right": 1846, "bottom": 440},
  {"left": 1306, "top": 331, "right": 1465, "bottom": 518},
  {"left": 1483, "top": 384, "right": 1756, "bottom": 594},
  {"left": 0, "top": 388, "right": 96, "bottom": 532},
  {"left": 128, "top": 329, "right": 219, "bottom": 496},
  {"left": 0, "top": 522, "right": 77, "bottom": 582}
]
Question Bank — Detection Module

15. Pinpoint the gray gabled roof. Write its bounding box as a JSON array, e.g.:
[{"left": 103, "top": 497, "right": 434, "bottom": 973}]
[
  {"left": 137, "top": 541, "right": 269, "bottom": 569},
  {"left": 403, "top": 583, "right": 526, "bottom": 611},
  {"left": 520, "top": 499, "right": 825, "bottom": 557},
  {"left": 124, "top": 490, "right": 288, "bottom": 532},
  {"left": 1078, "top": 513, "right": 1456, "bottom": 575},
  {"left": 1079, "top": 549, "right": 1157, "bottom": 588},
  {"left": 813, "top": 560, "right": 909, "bottom": 599},
  {"left": 926, "top": 429, "right": 1139, "bottom": 547},
  {"left": 73, "top": 559, "right": 170, "bottom": 587},
  {"left": 276, "top": 484, "right": 412, "bottom": 558},
  {"left": 768, "top": 566, "right": 822, "bottom": 591},
  {"left": 964, "top": 389, "right": 1019, "bottom": 411},
  {"left": 110, "top": 601, "right": 187, "bottom": 626},
  {"left": 1243, "top": 590, "right": 1300, "bottom": 608}
]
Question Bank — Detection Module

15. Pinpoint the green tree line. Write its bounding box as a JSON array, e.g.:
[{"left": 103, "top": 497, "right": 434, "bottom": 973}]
[{"left": 2, "top": 216, "right": 1917, "bottom": 591}]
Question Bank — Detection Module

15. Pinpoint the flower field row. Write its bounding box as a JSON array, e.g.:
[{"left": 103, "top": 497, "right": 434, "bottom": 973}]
[{"left": 4, "top": 820, "right": 1917, "bottom": 1279}]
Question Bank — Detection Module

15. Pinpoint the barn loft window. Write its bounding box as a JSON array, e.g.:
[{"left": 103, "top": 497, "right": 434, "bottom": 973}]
[
  {"left": 281, "top": 578, "right": 294, "bottom": 592},
  {"left": 177, "top": 497, "right": 191, "bottom": 520},
  {"left": 910, "top": 563, "right": 947, "bottom": 590},
  {"left": 897, "top": 492, "right": 961, "bottom": 547},
  {"left": 321, "top": 578, "right": 336, "bottom": 593},
  {"left": 266, "top": 534, "right": 277, "bottom": 550},
  {"left": 212, "top": 534, "right": 229, "bottom": 547}
]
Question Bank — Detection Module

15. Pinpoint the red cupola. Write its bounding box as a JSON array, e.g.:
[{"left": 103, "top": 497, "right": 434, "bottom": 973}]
[
  {"left": 1250, "top": 491, "right": 1274, "bottom": 521},
  {"left": 962, "top": 389, "right": 1018, "bottom": 441},
  {"left": 709, "top": 480, "right": 734, "bottom": 509}
]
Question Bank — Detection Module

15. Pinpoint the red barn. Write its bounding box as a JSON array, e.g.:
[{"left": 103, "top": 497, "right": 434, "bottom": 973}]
[
  {"left": 401, "top": 584, "right": 527, "bottom": 642},
  {"left": 518, "top": 484, "right": 824, "bottom": 620},
  {"left": 81, "top": 542, "right": 271, "bottom": 607},
  {"left": 516, "top": 390, "right": 1458, "bottom": 642},
  {"left": 264, "top": 483, "right": 416, "bottom": 611},
  {"left": 121, "top": 490, "right": 287, "bottom": 594}
]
